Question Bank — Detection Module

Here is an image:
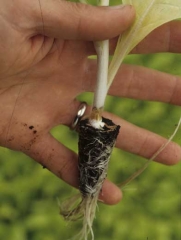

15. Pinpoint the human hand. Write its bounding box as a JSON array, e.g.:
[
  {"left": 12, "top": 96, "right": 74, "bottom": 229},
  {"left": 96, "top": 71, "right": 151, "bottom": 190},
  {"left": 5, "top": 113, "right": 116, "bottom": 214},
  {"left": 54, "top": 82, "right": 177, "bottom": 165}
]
[
  {"left": 0, "top": 0, "right": 135, "bottom": 204},
  {"left": 0, "top": 1, "right": 180, "bottom": 205}
]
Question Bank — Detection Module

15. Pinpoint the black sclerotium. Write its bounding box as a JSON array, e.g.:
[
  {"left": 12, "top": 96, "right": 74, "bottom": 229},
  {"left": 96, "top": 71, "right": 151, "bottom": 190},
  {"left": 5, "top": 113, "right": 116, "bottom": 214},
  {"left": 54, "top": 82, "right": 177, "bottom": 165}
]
[{"left": 77, "top": 117, "right": 120, "bottom": 197}]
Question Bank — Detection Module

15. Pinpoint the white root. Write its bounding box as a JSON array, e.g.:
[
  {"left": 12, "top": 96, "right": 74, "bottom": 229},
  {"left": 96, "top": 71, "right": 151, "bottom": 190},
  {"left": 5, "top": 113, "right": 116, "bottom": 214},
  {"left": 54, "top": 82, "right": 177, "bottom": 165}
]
[
  {"left": 60, "top": 117, "right": 120, "bottom": 240},
  {"left": 61, "top": 166, "right": 108, "bottom": 240},
  {"left": 60, "top": 117, "right": 180, "bottom": 240}
]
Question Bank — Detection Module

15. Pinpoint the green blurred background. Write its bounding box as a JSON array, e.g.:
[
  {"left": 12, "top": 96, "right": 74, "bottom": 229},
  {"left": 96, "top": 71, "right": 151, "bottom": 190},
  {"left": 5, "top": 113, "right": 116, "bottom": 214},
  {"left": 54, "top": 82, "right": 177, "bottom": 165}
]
[{"left": 0, "top": 1, "right": 181, "bottom": 240}]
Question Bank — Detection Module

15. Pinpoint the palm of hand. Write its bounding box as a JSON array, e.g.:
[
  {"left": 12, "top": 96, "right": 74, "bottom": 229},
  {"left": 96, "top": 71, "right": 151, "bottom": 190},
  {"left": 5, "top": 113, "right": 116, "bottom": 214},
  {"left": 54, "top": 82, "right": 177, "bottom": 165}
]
[{"left": 0, "top": 38, "right": 92, "bottom": 151}]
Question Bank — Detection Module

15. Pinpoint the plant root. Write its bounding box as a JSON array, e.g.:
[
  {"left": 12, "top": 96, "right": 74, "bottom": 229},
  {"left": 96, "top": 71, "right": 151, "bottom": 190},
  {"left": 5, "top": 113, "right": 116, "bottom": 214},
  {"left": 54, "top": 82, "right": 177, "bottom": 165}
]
[{"left": 60, "top": 116, "right": 120, "bottom": 240}]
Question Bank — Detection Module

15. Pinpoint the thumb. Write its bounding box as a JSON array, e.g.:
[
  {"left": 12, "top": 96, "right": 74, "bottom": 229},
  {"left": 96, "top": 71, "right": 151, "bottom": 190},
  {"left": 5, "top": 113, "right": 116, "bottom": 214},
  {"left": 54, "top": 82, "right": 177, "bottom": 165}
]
[{"left": 32, "top": 1, "right": 135, "bottom": 40}]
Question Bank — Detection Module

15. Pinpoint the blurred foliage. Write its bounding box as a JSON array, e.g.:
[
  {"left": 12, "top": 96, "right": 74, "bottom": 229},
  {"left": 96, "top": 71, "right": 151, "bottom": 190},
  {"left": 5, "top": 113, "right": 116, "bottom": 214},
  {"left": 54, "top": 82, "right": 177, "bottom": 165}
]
[{"left": 0, "top": 0, "right": 181, "bottom": 240}]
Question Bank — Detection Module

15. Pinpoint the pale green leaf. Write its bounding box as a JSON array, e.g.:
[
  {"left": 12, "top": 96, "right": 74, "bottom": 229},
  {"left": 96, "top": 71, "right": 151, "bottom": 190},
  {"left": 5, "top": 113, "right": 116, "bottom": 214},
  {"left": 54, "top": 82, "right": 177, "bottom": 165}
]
[{"left": 108, "top": 0, "right": 181, "bottom": 89}]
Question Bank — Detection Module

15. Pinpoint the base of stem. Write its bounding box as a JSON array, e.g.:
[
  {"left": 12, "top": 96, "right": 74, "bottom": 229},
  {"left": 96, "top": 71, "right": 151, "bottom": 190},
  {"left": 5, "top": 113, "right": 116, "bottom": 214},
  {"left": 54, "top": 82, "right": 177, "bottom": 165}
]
[{"left": 89, "top": 108, "right": 104, "bottom": 129}]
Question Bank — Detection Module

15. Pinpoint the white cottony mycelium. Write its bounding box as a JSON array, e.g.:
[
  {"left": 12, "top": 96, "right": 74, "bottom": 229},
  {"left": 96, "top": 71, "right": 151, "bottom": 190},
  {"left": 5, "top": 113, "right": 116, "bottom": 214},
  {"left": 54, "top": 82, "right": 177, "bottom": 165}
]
[{"left": 89, "top": 118, "right": 105, "bottom": 129}]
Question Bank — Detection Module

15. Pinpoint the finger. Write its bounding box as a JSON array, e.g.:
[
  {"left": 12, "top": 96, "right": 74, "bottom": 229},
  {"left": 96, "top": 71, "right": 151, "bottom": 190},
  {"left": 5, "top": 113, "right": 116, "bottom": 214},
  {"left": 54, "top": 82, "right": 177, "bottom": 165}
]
[
  {"left": 100, "top": 181, "right": 122, "bottom": 205},
  {"left": 32, "top": 1, "right": 135, "bottom": 40},
  {"left": 132, "top": 21, "right": 181, "bottom": 54},
  {"left": 25, "top": 132, "right": 121, "bottom": 205},
  {"left": 62, "top": 102, "right": 181, "bottom": 165},
  {"left": 108, "top": 21, "right": 181, "bottom": 54},
  {"left": 82, "top": 60, "right": 181, "bottom": 105},
  {"left": 110, "top": 64, "right": 181, "bottom": 106},
  {"left": 103, "top": 111, "right": 181, "bottom": 165}
]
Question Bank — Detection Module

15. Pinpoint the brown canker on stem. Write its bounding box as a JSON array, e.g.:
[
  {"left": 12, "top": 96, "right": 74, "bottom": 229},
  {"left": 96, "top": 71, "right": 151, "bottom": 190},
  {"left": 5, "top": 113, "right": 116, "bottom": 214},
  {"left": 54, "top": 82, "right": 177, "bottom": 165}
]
[{"left": 89, "top": 107, "right": 103, "bottom": 122}]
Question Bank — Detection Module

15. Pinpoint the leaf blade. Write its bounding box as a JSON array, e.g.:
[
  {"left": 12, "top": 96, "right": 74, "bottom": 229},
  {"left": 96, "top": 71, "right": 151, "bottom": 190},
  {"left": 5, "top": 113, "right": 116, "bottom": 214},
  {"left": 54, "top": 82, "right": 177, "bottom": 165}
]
[{"left": 108, "top": 0, "right": 181, "bottom": 89}]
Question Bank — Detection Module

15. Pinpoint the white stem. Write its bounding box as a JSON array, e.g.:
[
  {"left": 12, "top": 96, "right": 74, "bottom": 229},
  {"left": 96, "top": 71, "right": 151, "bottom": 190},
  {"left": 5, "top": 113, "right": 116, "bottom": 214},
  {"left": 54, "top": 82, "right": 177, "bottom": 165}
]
[
  {"left": 93, "top": 0, "right": 110, "bottom": 110},
  {"left": 93, "top": 41, "right": 109, "bottom": 109}
]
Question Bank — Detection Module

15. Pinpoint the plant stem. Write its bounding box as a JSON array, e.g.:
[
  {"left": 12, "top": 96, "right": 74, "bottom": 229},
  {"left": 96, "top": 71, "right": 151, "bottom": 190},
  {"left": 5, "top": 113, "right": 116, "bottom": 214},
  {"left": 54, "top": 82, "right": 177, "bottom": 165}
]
[
  {"left": 93, "top": 40, "right": 109, "bottom": 110},
  {"left": 92, "top": 0, "right": 110, "bottom": 112}
]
